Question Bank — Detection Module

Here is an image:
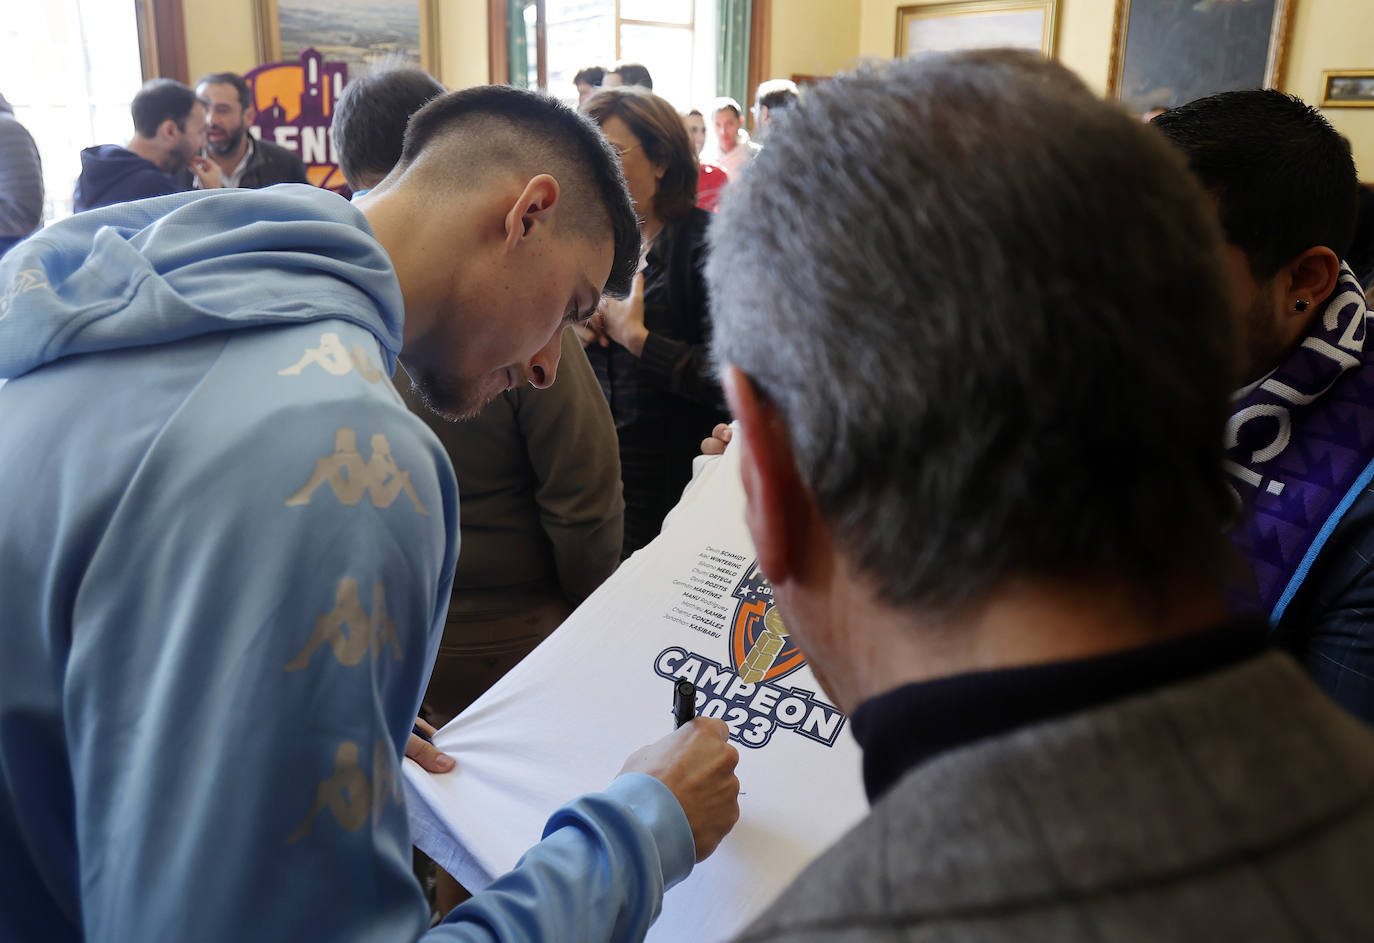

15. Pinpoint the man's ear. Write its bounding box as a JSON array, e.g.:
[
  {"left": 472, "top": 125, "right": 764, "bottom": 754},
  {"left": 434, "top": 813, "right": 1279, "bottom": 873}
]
[
  {"left": 504, "top": 174, "right": 561, "bottom": 251},
  {"left": 722, "top": 366, "right": 822, "bottom": 589},
  {"left": 1282, "top": 245, "right": 1342, "bottom": 318},
  {"left": 244, "top": 104, "right": 257, "bottom": 125},
  {"left": 158, "top": 118, "right": 181, "bottom": 143}
]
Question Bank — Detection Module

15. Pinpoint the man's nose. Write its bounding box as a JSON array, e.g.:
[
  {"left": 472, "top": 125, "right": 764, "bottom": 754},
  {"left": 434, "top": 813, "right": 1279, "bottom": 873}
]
[{"left": 526, "top": 330, "right": 564, "bottom": 389}]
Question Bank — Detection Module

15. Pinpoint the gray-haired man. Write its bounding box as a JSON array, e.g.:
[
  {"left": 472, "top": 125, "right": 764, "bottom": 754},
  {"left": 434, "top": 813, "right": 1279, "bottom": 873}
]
[{"left": 710, "top": 51, "right": 1374, "bottom": 940}]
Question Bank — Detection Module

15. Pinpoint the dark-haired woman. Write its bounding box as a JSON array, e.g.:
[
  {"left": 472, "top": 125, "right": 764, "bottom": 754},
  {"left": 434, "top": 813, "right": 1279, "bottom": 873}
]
[{"left": 581, "top": 87, "right": 729, "bottom": 557}]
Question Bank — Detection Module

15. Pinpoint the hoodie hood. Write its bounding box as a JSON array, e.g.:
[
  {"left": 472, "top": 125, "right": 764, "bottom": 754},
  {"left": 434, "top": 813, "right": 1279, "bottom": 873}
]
[
  {"left": 0, "top": 185, "right": 404, "bottom": 381},
  {"left": 74, "top": 144, "right": 176, "bottom": 211}
]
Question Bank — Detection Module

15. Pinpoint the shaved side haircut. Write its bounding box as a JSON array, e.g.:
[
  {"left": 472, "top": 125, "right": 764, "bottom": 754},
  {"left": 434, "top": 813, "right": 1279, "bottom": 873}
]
[{"left": 392, "top": 84, "right": 640, "bottom": 299}]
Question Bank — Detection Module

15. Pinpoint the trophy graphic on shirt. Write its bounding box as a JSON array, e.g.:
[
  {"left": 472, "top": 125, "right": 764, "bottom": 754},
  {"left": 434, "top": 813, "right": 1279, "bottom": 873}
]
[
  {"left": 739, "top": 604, "right": 791, "bottom": 683},
  {"left": 729, "top": 559, "right": 805, "bottom": 685}
]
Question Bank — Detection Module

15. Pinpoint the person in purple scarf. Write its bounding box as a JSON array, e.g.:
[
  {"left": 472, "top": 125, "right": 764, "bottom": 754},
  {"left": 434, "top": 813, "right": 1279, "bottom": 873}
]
[{"left": 1155, "top": 92, "right": 1373, "bottom": 723}]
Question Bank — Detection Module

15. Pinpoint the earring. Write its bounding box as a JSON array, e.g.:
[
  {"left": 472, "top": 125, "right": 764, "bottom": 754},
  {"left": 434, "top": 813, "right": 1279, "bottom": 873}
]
[{"left": 1295, "top": 300, "right": 1310, "bottom": 312}]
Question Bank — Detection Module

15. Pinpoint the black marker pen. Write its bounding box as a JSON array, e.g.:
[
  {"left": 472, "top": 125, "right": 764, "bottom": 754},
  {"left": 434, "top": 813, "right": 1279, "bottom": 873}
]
[{"left": 673, "top": 678, "right": 696, "bottom": 729}]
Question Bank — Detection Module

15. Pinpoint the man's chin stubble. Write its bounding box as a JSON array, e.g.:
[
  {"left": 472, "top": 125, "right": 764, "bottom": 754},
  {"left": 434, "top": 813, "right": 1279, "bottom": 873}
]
[
  {"left": 410, "top": 372, "right": 493, "bottom": 422},
  {"left": 207, "top": 131, "right": 243, "bottom": 158}
]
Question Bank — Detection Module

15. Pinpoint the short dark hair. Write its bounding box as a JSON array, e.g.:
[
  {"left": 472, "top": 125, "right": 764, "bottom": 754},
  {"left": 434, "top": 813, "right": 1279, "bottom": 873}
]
[
  {"left": 608, "top": 62, "right": 653, "bottom": 90},
  {"left": 709, "top": 50, "right": 1239, "bottom": 614},
  {"left": 131, "top": 79, "right": 199, "bottom": 138},
  {"left": 759, "top": 88, "right": 797, "bottom": 111},
  {"left": 712, "top": 98, "right": 742, "bottom": 119},
  {"left": 758, "top": 86, "right": 799, "bottom": 112},
  {"left": 583, "top": 87, "right": 698, "bottom": 223},
  {"left": 332, "top": 68, "right": 444, "bottom": 189},
  {"left": 574, "top": 66, "right": 605, "bottom": 87},
  {"left": 1153, "top": 90, "right": 1359, "bottom": 279},
  {"left": 196, "top": 72, "right": 251, "bottom": 110},
  {"left": 400, "top": 84, "right": 640, "bottom": 299}
]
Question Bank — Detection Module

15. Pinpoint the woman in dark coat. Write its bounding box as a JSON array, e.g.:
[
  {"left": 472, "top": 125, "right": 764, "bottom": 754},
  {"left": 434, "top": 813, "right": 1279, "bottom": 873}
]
[{"left": 581, "top": 87, "right": 729, "bottom": 556}]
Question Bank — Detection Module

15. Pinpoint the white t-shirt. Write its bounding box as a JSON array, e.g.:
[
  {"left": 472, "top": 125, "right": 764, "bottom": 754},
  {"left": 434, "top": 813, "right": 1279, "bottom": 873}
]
[{"left": 404, "top": 439, "right": 867, "bottom": 942}]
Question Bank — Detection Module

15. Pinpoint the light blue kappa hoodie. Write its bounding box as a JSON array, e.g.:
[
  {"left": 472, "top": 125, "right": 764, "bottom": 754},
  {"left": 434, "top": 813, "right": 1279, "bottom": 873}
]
[{"left": 0, "top": 186, "right": 692, "bottom": 941}]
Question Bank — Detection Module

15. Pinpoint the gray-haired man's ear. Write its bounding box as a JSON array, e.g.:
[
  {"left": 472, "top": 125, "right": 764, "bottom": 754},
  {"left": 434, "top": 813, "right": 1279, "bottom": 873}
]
[{"left": 722, "top": 366, "right": 826, "bottom": 593}]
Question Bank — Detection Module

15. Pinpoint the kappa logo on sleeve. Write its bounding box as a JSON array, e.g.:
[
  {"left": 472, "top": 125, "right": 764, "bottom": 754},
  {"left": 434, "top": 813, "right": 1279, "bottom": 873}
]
[
  {"left": 0, "top": 269, "right": 49, "bottom": 320},
  {"left": 288, "top": 739, "right": 403, "bottom": 843},
  {"left": 654, "top": 560, "right": 846, "bottom": 750},
  {"left": 285, "top": 428, "right": 428, "bottom": 513},
  {"left": 285, "top": 577, "right": 401, "bottom": 671},
  {"left": 277, "top": 332, "right": 385, "bottom": 383}
]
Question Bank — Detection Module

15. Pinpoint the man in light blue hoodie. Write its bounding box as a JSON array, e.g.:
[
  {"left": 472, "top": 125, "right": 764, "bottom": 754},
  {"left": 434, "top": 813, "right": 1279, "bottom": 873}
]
[{"left": 0, "top": 85, "right": 739, "bottom": 941}]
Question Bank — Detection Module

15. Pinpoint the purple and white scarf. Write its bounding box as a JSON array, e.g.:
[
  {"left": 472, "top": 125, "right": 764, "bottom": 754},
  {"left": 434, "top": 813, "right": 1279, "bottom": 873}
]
[{"left": 1226, "top": 262, "right": 1374, "bottom": 622}]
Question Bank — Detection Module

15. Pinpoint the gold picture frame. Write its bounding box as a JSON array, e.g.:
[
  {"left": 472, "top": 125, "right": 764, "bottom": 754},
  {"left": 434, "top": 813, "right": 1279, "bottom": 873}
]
[
  {"left": 896, "top": 1, "right": 1059, "bottom": 59},
  {"left": 1107, "top": 0, "right": 1293, "bottom": 112},
  {"left": 1320, "top": 70, "right": 1374, "bottom": 109},
  {"left": 254, "top": 0, "right": 438, "bottom": 74}
]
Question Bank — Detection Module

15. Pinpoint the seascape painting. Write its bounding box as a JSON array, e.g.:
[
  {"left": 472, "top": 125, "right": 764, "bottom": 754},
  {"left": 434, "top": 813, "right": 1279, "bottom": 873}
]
[{"left": 258, "top": 0, "right": 435, "bottom": 74}]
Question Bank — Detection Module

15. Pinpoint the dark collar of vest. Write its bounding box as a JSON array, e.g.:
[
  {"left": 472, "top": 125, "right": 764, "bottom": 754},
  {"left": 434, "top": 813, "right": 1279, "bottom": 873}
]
[{"left": 849, "top": 617, "right": 1270, "bottom": 803}]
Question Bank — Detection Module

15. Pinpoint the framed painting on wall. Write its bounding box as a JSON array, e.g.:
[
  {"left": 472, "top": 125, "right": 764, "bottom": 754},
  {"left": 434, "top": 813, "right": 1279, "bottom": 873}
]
[
  {"left": 254, "top": 0, "right": 438, "bottom": 74},
  {"left": 1321, "top": 71, "right": 1374, "bottom": 108},
  {"left": 1108, "top": 0, "right": 1294, "bottom": 115},
  {"left": 896, "top": 1, "right": 1059, "bottom": 59}
]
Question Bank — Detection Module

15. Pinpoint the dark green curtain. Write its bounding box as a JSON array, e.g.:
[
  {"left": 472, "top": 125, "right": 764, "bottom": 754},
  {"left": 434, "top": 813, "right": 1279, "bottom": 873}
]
[
  {"left": 508, "top": 0, "right": 530, "bottom": 87},
  {"left": 716, "top": 0, "right": 751, "bottom": 105}
]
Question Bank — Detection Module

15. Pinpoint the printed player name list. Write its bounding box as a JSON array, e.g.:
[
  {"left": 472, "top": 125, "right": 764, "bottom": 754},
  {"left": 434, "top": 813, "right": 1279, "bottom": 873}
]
[{"left": 665, "top": 546, "right": 748, "bottom": 638}]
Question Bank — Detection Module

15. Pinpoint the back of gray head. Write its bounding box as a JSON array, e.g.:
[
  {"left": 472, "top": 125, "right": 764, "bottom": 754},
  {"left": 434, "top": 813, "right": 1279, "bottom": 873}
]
[{"left": 708, "top": 49, "right": 1238, "bottom": 614}]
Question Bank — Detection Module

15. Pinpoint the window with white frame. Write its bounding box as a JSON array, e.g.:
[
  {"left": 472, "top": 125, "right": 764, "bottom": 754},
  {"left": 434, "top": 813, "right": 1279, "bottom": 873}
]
[
  {"left": 0, "top": 0, "right": 144, "bottom": 222},
  {"left": 530, "top": 0, "right": 717, "bottom": 113}
]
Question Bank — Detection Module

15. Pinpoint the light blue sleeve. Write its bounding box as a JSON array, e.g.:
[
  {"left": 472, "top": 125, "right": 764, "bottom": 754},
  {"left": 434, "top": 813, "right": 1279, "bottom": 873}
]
[
  {"left": 62, "top": 326, "right": 692, "bottom": 942},
  {"left": 429, "top": 773, "right": 695, "bottom": 942}
]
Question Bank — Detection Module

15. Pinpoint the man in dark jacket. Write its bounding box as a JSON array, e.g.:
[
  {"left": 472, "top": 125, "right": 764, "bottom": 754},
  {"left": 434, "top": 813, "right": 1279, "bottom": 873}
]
[
  {"left": 73, "top": 78, "right": 221, "bottom": 212},
  {"left": 189, "top": 72, "right": 309, "bottom": 190},
  {"left": 0, "top": 92, "right": 42, "bottom": 255},
  {"left": 1154, "top": 93, "right": 1374, "bottom": 724},
  {"left": 709, "top": 50, "right": 1374, "bottom": 941}
]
